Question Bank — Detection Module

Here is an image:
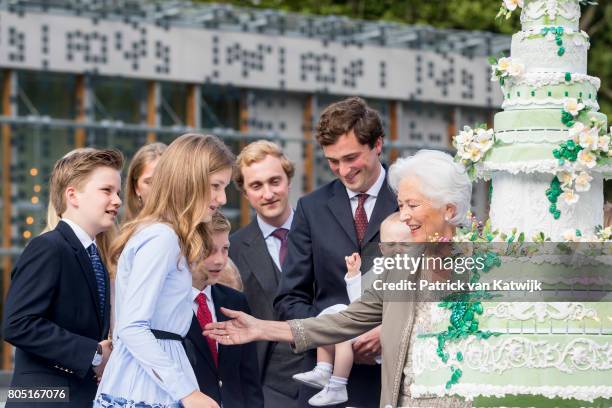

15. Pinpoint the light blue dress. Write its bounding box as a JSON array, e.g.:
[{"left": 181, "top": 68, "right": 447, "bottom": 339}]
[{"left": 94, "top": 223, "right": 199, "bottom": 407}]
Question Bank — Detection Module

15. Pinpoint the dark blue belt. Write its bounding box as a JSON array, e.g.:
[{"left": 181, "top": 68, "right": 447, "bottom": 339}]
[{"left": 151, "top": 329, "right": 197, "bottom": 368}]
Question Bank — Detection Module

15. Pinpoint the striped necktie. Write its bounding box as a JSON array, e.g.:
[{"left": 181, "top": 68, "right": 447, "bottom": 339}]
[{"left": 86, "top": 244, "right": 107, "bottom": 313}]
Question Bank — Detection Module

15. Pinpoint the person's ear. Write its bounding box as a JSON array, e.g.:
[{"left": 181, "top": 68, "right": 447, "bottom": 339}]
[
  {"left": 374, "top": 137, "right": 383, "bottom": 156},
  {"left": 65, "top": 186, "right": 79, "bottom": 208},
  {"left": 444, "top": 204, "right": 456, "bottom": 222}
]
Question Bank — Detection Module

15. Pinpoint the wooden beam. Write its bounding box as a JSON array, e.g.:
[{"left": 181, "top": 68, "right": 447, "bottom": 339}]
[
  {"left": 389, "top": 101, "right": 399, "bottom": 164},
  {"left": 186, "top": 84, "right": 201, "bottom": 129},
  {"left": 303, "top": 95, "right": 314, "bottom": 193},
  {"left": 2, "top": 69, "right": 15, "bottom": 370},
  {"left": 239, "top": 92, "right": 250, "bottom": 227},
  {"left": 74, "top": 75, "right": 87, "bottom": 148},
  {"left": 146, "top": 81, "right": 159, "bottom": 143},
  {"left": 448, "top": 107, "right": 457, "bottom": 149}
]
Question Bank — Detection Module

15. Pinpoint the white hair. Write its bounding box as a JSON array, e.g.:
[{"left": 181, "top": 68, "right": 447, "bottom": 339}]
[{"left": 387, "top": 150, "right": 472, "bottom": 226}]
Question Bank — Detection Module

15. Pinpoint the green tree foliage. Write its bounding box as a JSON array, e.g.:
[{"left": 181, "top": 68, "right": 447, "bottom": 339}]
[{"left": 195, "top": 0, "right": 611, "bottom": 117}]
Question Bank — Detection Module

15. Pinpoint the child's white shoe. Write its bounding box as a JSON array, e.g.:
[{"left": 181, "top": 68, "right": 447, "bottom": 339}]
[
  {"left": 308, "top": 385, "right": 348, "bottom": 406},
  {"left": 292, "top": 368, "right": 331, "bottom": 389}
]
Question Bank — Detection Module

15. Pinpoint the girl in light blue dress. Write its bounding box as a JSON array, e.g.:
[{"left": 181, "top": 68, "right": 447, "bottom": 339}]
[{"left": 94, "top": 134, "right": 235, "bottom": 408}]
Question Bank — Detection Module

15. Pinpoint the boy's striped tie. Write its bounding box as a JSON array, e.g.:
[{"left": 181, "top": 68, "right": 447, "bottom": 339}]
[{"left": 86, "top": 244, "right": 106, "bottom": 313}]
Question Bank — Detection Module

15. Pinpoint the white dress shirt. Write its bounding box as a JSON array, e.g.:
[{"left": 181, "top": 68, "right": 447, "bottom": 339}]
[
  {"left": 346, "top": 163, "right": 386, "bottom": 221},
  {"left": 256, "top": 210, "right": 294, "bottom": 271},
  {"left": 61, "top": 217, "right": 95, "bottom": 249},
  {"left": 192, "top": 285, "right": 218, "bottom": 351}
]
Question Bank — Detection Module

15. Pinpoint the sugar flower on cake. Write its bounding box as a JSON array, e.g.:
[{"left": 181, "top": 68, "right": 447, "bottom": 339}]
[
  {"left": 577, "top": 126, "right": 600, "bottom": 151},
  {"left": 560, "top": 188, "right": 579, "bottom": 205},
  {"left": 557, "top": 170, "right": 575, "bottom": 189},
  {"left": 489, "top": 57, "right": 524, "bottom": 83},
  {"left": 507, "top": 60, "right": 525, "bottom": 77},
  {"left": 452, "top": 125, "right": 495, "bottom": 178},
  {"left": 497, "top": 57, "right": 511, "bottom": 73},
  {"left": 563, "top": 98, "right": 586, "bottom": 117},
  {"left": 562, "top": 229, "right": 582, "bottom": 242},
  {"left": 568, "top": 122, "right": 586, "bottom": 142},
  {"left": 574, "top": 171, "right": 593, "bottom": 192},
  {"left": 577, "top": 149, "right": 597, "bottom": 169},
  {"left": 474, "top": 127, "right": 494, "bottom": 151}
]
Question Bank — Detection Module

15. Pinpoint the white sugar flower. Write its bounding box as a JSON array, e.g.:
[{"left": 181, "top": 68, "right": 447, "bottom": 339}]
[
  {"left": 508, "top": 61, "right": 525, "bottom": 77},
  {"left": 557, "top": 170, "right": 574, "bottom": 188},
  {"left": 574, "top": 171, "right": 593, "bottom": 192},
  {"left": 563, "top": 229, "right": 580, "bottom": 242},
  {"left": 474, "top": 128, "right": 494, "bottom": 151},
  {"left": 497, "top": 57, "right": 512, "bottom": 74},
  {"left": 563, "top": 98, "right": 585, "bottom": 117},
  {"left": 455, "top": 126, "right": 475, "bottom": 145},
  {"left": 597, "top": 134, "right": 610, "bottom": 152},
  {"left": 465, "top": 144, "right": 483, "bottom": 162},
  {"left": 577, "top": 150, "right": 597, "bottom": 168},
  {"left": 503, "top": 0, "right": 524, "bottom": 11},
  {"left": 578, "top": 126, "right": 599, "bottom": 151},
  {"left": 568, "top": 122, "right": 585, "bottom": 142},
  {"left": 560, "top": 189, "right": 580, "bottom": 205},
  {"left": 545, "top": 31, "right": 556, "bottom": 41}
]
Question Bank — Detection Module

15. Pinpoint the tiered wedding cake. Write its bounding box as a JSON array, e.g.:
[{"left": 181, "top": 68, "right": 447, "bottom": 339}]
[{"left": 410, "top": 0, "right": 612, "bottom": 404}]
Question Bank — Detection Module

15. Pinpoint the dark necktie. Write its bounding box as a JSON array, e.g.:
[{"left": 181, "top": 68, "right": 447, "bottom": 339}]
[
  {"left": 196, "top": 292, "right": 218, "bottom": 367},
  {"left": 86, "top": 244, "right": 107, "bottom": 313},
  {"left": 271, "top": 228, "right": 289, "bottom": 269},
  {"left": 354, "top": 193, "right": 369, "bottom": 244}
]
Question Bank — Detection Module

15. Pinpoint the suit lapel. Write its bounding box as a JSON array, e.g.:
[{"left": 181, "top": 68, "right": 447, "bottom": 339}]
[
  {"left": 327, "top": 180, "right": 359, "bottom": 248},
  {"left": 241, "top": 221, "right": 280, "bottom": 291},
  {"left": 56, "top": 221, "right": 104, "bottom": 331},
  {"left": 188, "top": 314, "right": 217, "bottom": 372},
  {"left": 362, "top": 177, "right": 398, "bottom": 245}
]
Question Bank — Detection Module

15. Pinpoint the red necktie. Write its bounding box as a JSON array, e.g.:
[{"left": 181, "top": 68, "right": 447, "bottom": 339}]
[
  {"left": 195, "top": 292, "right": 218, "bottom": 367},
  {"left": 271, "top": 228, "right": 289, "bottom": 269},
  {"left": 354, "top": 193, "right": 369, "bottom": 244}
]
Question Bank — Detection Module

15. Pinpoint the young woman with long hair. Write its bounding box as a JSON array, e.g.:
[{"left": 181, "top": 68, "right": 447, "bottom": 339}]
[{"left": 95, "top": 134, "right": 235, "bottom": 408}]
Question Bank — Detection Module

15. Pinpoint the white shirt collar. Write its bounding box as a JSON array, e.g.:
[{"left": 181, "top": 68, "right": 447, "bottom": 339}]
[
  {"left": 346, "top": 163, "right": 386, "bottom": 200},
  {"left": 192, "top": 285, "right": 213, "bottom": 303},
  {"left": 61, "top": 218, "right": 95, "bottom": 249},
  {"left": 257, "top": 209, "right": 294, "bottom": 239}
]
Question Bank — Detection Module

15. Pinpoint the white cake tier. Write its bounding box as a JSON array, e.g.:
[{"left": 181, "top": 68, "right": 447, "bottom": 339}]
[
  {"left": 521, "top": 0, "right": 581, "bottom": 31},
  {"left": 489, "top": 172, "right": 603, "bottom": 241},
  {"left": 511, "top": 29, "right": 589, "bottom": 74}
]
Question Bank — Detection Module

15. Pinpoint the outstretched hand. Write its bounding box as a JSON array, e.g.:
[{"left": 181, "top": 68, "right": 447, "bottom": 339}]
[{"left": 203, "top": 307, "right": 262, "bottom": 345}]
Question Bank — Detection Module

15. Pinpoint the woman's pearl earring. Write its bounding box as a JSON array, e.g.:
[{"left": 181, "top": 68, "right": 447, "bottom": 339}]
[
  {"left": 444, "top": 215, "right": 450, "bottom": 221},
  {"left": 138, "top": 195, "right": 143, "bottom": 206}
]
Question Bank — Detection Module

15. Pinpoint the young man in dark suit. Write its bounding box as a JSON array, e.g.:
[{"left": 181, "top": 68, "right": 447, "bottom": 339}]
[
  {"left": 2, "top": 148, "right": 123, "bottom": 407},
  {"left": 274, "top": 97, "right": 398, "bottom": 407},
  {"left": 229, "top": 140, "right": 303, "bottom": 408},
  {"left": 187, "top": 211, "right": 263, "bottom": 408}
]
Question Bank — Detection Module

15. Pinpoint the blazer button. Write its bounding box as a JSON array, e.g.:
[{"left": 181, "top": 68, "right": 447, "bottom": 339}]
[{"left": 218, "top": 380, "right": 223, "bottom": 388}]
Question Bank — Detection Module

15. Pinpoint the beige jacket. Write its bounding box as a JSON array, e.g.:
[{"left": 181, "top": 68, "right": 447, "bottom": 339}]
[{"left": 289, "top": 268, "right": 417, "bottom": 408}]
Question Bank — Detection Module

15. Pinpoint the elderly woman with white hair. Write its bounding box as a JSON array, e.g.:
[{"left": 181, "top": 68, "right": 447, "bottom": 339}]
[{"left": 204, "top": 150, "right": 472, "bottom": 408}]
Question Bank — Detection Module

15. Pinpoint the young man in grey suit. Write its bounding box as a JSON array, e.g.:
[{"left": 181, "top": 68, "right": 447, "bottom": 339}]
[
  {"left": 274, "top": 97, "right": 398, "bottom": 407},
  {"left": 229, "top": 141, "right": 303, "bottom": 408}
]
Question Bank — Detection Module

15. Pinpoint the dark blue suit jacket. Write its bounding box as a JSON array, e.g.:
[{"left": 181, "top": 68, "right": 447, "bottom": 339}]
[
  {"left": 273, "top": 171, "right": 397, "bottom": 407},
  {"left": 274, "top": 173, "right": 397, "bottom": 319},
  {"left": 2, "top": 220, "right": 111, "bottom": 407},
  {"left": 187, "top": 284, "right": 264, "bottom": 408}
]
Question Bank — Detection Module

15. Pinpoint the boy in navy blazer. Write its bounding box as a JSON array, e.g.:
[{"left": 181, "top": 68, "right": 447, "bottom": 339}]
[
  {"left": 3, "top": 148, "right": 123, "bottom": 407},
  {"left": 187, "top": 211, "right": 263, "bottom": 408}
]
